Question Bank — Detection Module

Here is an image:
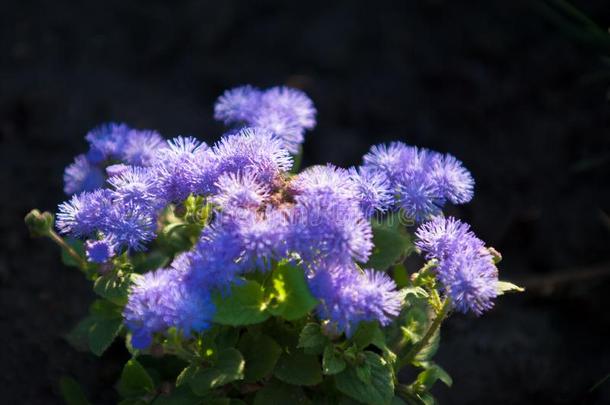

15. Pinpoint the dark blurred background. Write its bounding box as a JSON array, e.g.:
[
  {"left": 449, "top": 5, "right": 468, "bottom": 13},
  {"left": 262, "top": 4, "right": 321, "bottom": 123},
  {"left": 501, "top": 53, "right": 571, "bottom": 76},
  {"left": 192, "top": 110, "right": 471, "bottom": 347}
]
[{"left": 1, "top": 1, "right": 609, "bottom": 404}]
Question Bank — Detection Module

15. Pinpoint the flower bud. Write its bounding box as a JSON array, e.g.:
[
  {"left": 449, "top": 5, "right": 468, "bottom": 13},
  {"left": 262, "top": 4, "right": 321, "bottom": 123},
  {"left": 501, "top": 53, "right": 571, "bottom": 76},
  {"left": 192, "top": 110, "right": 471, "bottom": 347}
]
[{"left": 24, "top": 209, "right": 54, "bottom": 237}]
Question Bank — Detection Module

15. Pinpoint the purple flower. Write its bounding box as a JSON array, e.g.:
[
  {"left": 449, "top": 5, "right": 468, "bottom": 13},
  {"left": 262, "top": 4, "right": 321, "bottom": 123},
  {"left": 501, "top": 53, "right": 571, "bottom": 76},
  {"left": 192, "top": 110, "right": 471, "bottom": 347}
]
[
  {"left": 108, "top": 166, "right": 160, "bottom": 208},
  {"left": 214, "top": 85, "right": 316, "bottom": 153},
  {"left": 261, "top": 86, "right": 317, "bottom": 130},
  {"left": 348, "top": 167, "right": 394, "bottom": 217},
  {"left": 430, "top": 154, "right": 474, "bottom": 204},
  {"left": 120, "top": 129, "right": 165, "bottom": 166},
  {"left": 85, "top": 237, "right": 116, "bottom": 263},
  {"left": 415, "top": 216, "right": 497, "bottom": 315},
  {"left": 362, "top": 142, "right": 415, "bottom": 186},
  {"left": 104, "top": 204, "right": 156, "bottom": 251},
  {"left": 213, "top": 171, "right": 269, "bottom": 210},
  {"left": 308, "top": 262, "right": 404, "bottom": 335},
  {"left": 56, "top": 189, "right": 113, "bottom": 236},
  {"left": 123, "top": 268, "right": 215, "bottom": 349},
  {"left": 437, "top": 247, "right": 498, "bottom": 315},
  {"left": 63, "top": 155, "right": 105, "bottom": 195},
  {"left": 396, "top": 171, "right": 444, "bottom": 222},
  {"left": 287, "top": 192, "right": 373, "bottom": 264},
  {"left": 180, "top": 224, "right": 245, "bottom": 290},
  {"left": 214, "top": 85, "right": 262, "bottom": 124},
  {"left": 212, "top": 127, "right": 293, "bottom": 186},
  {"left": 251, "top": 107, "right": 305, "bottom": 154},
  {"left": 105, "top": 164, "right": 130, "bottom": 177},
  {"left": 291, "top": 164, "right": 356, "bottom": 201},
  {"left": 152, "top": 136, "right": 215, "bottom": 202},
  {"left": 415, "top": 216, "right": 482, "bottom": 261},
  {"left": 85, "top": 122, "right": 131, "bottom": 164}
]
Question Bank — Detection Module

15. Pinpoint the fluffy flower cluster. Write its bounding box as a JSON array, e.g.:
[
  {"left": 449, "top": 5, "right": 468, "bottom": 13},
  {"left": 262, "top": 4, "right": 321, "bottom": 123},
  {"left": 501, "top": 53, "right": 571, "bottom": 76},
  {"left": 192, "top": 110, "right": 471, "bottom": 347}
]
[
  {"left": 415, "top": 216, "right": 498, "bottom": 315},
  {"left": 56, "top": 85, "right": 492, "bottom": 348}
]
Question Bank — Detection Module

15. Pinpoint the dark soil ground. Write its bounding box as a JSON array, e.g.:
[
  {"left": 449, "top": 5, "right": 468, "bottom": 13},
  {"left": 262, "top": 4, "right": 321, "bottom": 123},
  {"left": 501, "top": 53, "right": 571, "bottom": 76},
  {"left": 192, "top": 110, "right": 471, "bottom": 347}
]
[{"left": 1, "top": 1, "right": 609, "bottom": 404}]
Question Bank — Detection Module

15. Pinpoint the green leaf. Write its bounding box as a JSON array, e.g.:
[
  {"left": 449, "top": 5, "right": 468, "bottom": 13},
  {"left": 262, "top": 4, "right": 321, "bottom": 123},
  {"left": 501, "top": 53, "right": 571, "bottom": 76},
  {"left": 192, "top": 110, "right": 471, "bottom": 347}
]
[
  {"left": 88, "top": 317, "right": 123, "bottom": 356},
  {"left": 267, "top": 262, "right": 318, "bottom": 321},
  {"left": 322, "top": 345, "right": 346, "bottom": 375},
  {"left": 213, "top": 281, "right": 269, "bottom": 326},
  {"left": 94, "top": 272, "right": 140, "bottom": 306},
  {"left": 61, "top": 237, "right": 85, "bottom": 268},
  {"left": 59, "top": 376, "right": 91, "bottom": 405},
  {"left": 416, "top": 364, "right": 452, "bottom": 390},
  {"left": 393, "top": 264, "right": 409, "bottom": 288},
  {"left": 273, "top": 350, "right": 322, "bottom": 386},
  {"left": 351, "top": 321, "right": 380, "bottom": 350},
  {"left": 365, "top": 221, "right": 413, "bottom": 271},
  {"left": 189, "top": 348, "right": 245, "bottom": 395},
  {"left": 253, "top": 379, "right": 311, "bottom": 405},
  {"left": 65, "top": 316, "right": 96, "bottom": 351},
  {"left": 297, "top": 323, "right": 328, "bottom": 355},
  {"left": 335, "top": 352, "right": 394, "bottom": 405},
  {"left": 496, "top": 281, "right": 525, "bottom": 295},
  {"left": 238, "top": 332, "right": 282, "bottom": 383},
  {"left": 117, "top": 359, "right": 155, "bottom": 398}
]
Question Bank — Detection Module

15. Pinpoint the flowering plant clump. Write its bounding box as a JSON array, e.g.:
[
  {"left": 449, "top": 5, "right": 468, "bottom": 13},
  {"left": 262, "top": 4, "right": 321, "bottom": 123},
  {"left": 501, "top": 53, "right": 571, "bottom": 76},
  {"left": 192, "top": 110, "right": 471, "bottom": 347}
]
[{"left": 26, "top": 85, "right": 522, "bottom": 404}]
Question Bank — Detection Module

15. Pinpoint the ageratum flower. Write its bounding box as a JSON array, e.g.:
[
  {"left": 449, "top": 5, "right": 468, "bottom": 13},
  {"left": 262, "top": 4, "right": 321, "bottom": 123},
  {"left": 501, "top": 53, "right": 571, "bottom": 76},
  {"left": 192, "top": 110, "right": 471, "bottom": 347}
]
[
  {"left": 363, "top": 142, "right": 475, "bottom": 222},
  {"left": 415, "top": 216, "right": 497, "bottom": 315},
  {"left": 288, "top": 192, "right": 373, "bottom": 264},
  {"left": 348, "top": 167, "right": 394, "bottom": 218},
  {"left": 121, "top": 129, "right": 165, "bottom": 167},
  {"left": 437, "top": 247, "right": 498, "bottom": 315},
  {"left": 415, "top": 216, "right": 482, "bottom": 261},
  {"left": 104, "top": 203, "right": 156, "bottom": 251},
  {"left": 152, "top": 136, "right": 215, "bottom": 202},
  {"left": 308, "top": 262, "right": 405, "bottom": 335},
  {"left": 291, "top": 164, "right": 356, "bottom": 201},
  {"left": 85, "top": 122, "right": 131, "bottom": 164},
  {"left": 108, "top": 166, "right": 161, "bottom": 208},
  {"left": 56, "top": 189, "right": 113, "bottom": 236},
  {"left": 213, "top": 171, "right": 269, "bottom": 210},
  {"left": 212, "top": 127, "right": 293, "bottom": 187},
  {"left": 214, "top": 85, "right": 316, "bottom": 153},
  {"left": 213, "top": 85, "right": 262, "bottom": 124},
  {"left": 123, "top": 268, "right": 215, "bottom": 349},
  {"left": 63, "top": 154, "right": 105, "bottom": 195},
  {"left": 429, "top": 154, "right": 474, "bottom": 204},
  {"left": 85, "top": 237, "right": 116, "bottom": 263}
]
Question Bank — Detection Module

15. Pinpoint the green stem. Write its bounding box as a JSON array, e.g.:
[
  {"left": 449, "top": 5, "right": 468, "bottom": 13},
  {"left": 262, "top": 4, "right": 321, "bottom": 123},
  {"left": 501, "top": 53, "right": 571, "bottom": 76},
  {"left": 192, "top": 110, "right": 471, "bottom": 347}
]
[
  {"left": 398, "top": 299, "right": 450, "bottom": 370},
  {"left": 47, "top": 229, "right": 88, "bottom": 270}
]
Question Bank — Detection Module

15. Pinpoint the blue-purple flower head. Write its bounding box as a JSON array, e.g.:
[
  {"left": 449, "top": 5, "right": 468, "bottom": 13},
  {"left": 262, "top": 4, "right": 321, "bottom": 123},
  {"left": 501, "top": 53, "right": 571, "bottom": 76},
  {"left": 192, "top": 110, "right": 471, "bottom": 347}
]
[
  {"left": 291, "top": 164, "right": 356, "bottom": 201},
  {"left": 415, "top": 216, "right": 497, "bottom": 315},
  {"left": 124, "top": 268, "right": 215, "bottom": 349},
  {"left": 308, "top": 262, "right": 405, "bottom": 335},
  {"left": 108, "top": 166, "right": 161, "bottom": 208},
  {"left": 85, "top": 237, "right": 117, "bottom": 263},
  {"left": 185, "top": 208, "right": 289, "bottom": 287},
  {"left": 63, "top": 155, "right": 105, "bottom": 195},
  {"left": 288, "top": 192, "right": 373, "bottom": 264},
  {"left": 152, "top": 136, "right": 215, "bottom": 202},
  {"left": 348, "top": 167, "right": 394, "bottom": 218},
  {"left": 85, "top": 122, "right": 131, "bottom": 164},
  {"left": 362, "top": 142, "right": 474, "bottom": 222},
  {"left": 214, "top": 85, "right": 316, "bottom": 153},
  {"left": 57, "top": 189, "right": 156, "bottom": 252},
  {"left": 56, "top": 189, "right": 113, "bottom": 236},
  {"left": 121, "top": 129, "right": 165, "bottom": 167},
  {"left": 214, "top": 85, "right": 262, "bottom": 124},
  {"left": 212, "top": 127, "right": 293, "bottom": 187},
  {"left": 212, "top": 171, "right": 269, "bottom": 210}
]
